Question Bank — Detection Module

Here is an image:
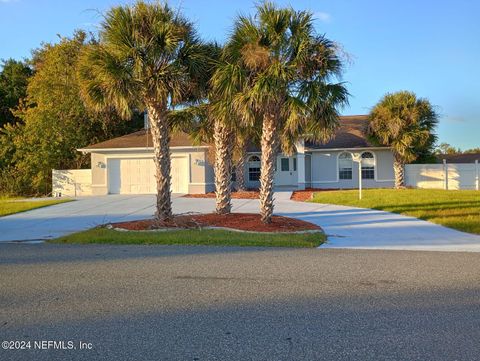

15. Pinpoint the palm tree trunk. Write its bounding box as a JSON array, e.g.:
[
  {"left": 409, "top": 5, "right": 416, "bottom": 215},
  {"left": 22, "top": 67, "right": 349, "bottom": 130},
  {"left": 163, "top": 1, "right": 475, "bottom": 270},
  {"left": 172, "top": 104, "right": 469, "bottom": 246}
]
[
  {"left": 393, "top": 154, "right": 405, "bottom": 189},
  {"left": 213, "top": 117, "right": 234, "bottom": 214},
  {"left": 147, "top": 101, "right": 173, "bottom": 222},
  {"left": 259, "top": 112, "right": 279, "bottom": 223},
  {"left": 235, "top": 140, "right": 247, "bottom": 191}
]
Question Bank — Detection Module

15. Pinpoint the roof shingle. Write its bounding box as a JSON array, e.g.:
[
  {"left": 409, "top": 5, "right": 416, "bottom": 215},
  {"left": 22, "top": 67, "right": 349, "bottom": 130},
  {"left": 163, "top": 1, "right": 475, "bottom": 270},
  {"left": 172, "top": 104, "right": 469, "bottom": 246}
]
[
  {"left": 82, "top": 115, "right": 380, "bottom": 152},
  {"left": 305, "top": 115, "right": 377, "bottom": 150},
  {"left": 82, "top": 129, "right": 207, "bottom": 150}
]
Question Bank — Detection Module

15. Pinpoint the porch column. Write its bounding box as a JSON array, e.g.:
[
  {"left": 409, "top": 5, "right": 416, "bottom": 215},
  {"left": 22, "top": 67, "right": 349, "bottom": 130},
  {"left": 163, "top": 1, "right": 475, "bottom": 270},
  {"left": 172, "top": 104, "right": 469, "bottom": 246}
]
[{"left": 296, "top": 139, "right": 306, "bottom": 190}]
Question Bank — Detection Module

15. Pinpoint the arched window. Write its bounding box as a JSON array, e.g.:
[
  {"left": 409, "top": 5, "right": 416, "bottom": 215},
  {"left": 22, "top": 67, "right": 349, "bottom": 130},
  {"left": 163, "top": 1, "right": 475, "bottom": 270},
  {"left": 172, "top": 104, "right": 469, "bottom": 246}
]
[
  {"left": 338, "top": 152, "right": 353, "bottom": 180},
  {"left": 361, "top": 152, "right": 375, "bottom": 179},
  {"left": 248, "top": 155, "right": 261, "bottom": 181}
]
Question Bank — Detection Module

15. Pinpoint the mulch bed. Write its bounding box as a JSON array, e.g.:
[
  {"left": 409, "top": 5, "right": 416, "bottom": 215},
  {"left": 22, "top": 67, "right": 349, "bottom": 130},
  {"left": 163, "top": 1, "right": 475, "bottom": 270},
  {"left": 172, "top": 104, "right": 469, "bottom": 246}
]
[
  {"left": 186, "top": 188, "right": 341, "bottom": 202},
  {"left": 111, "top": 213, "right": 320, "bottom": 233},
  {"left": 291, "top": 188, "right": 340, "bottom": 202},
  {"left": 291, "top": 190, "right": 315, "bottom": 202},
  {"left": 183, "top": 191, "right": 259, "bottom": 199}
]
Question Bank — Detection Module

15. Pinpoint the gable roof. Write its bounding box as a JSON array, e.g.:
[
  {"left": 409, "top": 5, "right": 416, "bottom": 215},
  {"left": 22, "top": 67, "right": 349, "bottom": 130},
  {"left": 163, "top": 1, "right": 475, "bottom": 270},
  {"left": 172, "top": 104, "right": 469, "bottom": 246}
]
[
  {"left": 81, "top": 129, "right": 207, "bottom": 150},
  {"left": 435, "top": 153, "right": 480, "bottom": 164},
  {"left": 305, "top": 115, "right": 378, "bottom": 150}
]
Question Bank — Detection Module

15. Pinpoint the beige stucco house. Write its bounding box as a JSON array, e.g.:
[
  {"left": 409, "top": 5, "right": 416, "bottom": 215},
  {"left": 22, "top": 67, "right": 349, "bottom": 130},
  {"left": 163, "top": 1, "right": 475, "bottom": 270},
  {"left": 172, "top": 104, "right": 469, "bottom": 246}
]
[{"left": 53, "top": 115, "right": 396, "bottom": 196}]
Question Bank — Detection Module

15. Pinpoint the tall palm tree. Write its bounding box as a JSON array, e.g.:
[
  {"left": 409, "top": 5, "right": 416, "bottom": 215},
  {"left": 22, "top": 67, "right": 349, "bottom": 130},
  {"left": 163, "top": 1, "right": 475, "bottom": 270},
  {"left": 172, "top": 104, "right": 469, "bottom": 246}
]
[
  {"left": 213, "top": 2, "right": 348, "bottom": 223},
  {"left": 77, "top": 1, "right": 207, "bottom": 222},
  {"left": 186, "top": 101, "right": 236, "bottom": 215},
  {"left": 368, "top": 91, "right": 438, "bottom": 188},
  {"left": 233, "top": 124, "right": 261, "bottom": 192},
  {"left": 172, "top": 42, "right": 236, "bottom": 215},
  {"left": 212, "top": 107, "right": 235, "bottom": 213}
]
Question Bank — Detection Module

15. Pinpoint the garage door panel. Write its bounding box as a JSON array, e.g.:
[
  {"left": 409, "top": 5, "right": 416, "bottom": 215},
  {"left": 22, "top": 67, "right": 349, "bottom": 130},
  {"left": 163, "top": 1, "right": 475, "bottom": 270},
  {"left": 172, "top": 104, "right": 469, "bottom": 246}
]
[
  {"left": 171, "top": 157, "right": 188, "bottom": 193},
  {"left": 108, "top": 157, "right": 188, "bottom": 194}
]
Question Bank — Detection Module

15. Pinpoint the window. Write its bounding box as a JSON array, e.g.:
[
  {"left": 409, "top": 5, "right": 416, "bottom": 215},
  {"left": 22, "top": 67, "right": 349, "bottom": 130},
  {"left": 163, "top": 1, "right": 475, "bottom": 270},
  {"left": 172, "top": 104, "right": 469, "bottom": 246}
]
[
  {"left": 281, "top": 158, "right": 289, "bottom": 171},
  {"left": 248, "top": 155, "right": 261, "bottom": 182},
  {"left": 293, "top": 157, "right": 297, "bottom": 171},
  {"left": 249, "top": 167, "right": 261, "bottom": 181},
  {"left": 361, "top": 152, "right": 375, "bottom": 179},
  {"left": 338, "top": 152, "right": 353, "bottom": 180}
]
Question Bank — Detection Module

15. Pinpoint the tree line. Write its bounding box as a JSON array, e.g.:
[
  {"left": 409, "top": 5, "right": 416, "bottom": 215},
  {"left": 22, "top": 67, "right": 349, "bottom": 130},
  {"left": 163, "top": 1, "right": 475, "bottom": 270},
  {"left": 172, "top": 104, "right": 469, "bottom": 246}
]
[
  {"left": 0, "top": 32, "right": 143, "bottom": 196},
  {"left": 0, "top": 1, "right": 438, "bottom": 224}
]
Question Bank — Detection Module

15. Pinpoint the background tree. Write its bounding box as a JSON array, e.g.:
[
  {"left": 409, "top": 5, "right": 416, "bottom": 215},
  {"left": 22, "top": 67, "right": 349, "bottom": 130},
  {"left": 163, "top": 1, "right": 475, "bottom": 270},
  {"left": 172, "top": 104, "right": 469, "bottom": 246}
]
[
  {"left": 213, "top": 2, "right": 348, "bottom": 223},
  {"left": 0, "top": 31, "right": 141, "bottom": 196},
  {"left": 368, "top": 91, "right": 438, "bottom": 188},
  {"left": 464, "top": 147, "right": 480, "bottom": 153},
  {"left": 433, "top": 143, "right": 480, "bottom": 155},
  {"left": 435, "top": 142, "right": 460, "bottom": 155},
  {"left": 0, "top": 59, "right": 33, "bottom": 128},
  {"left": 77, "top": 1, "right": 208, "bottom": 222}
]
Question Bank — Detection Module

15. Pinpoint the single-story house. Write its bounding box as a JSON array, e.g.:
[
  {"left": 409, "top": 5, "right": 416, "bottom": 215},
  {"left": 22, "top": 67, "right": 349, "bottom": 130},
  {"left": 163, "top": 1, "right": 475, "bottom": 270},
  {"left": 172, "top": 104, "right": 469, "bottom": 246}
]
[
  {"left": 435, "top": 152, "right": 480, "bottom": 164},
  {"left": 60, "top": 115, "right": 395, "bottom": 196}
]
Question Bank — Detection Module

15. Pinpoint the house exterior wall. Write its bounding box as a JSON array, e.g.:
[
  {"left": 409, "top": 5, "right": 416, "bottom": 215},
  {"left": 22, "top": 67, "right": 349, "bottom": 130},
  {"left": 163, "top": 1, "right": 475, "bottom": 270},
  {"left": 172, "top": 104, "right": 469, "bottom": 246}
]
[
  {"left": 309, "top": 148, "right": 395, "bottom": 189},
  {"left": 61, "top": 146, "right": 396, "bottom": 196},
  {"left": 89, "top": 148, "right": 210, "bottom": 195},
  {"left": 305, "top": 154, "right": 312, "bottom": 188}
]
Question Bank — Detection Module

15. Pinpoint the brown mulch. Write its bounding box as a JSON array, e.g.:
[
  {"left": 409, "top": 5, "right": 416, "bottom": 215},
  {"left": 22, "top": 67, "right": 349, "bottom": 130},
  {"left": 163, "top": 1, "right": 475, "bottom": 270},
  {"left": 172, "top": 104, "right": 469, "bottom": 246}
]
[
  {"left": 291, "top": 188, "right": 340, "bottom": 202},
  {"left": 291, "top": 190, "right": 315, "bottom": 202},
  {"left": 111, "top": 213, "right": 320, "bottom": 233},
  {"left": 183, "top": 191, "right": 259, "bottom": 199}
]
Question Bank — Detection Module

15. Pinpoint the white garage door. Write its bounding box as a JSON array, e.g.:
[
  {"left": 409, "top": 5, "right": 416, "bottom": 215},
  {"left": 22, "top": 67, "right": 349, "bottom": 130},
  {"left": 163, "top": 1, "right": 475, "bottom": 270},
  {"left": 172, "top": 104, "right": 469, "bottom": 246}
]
[{"left": 108, "top": 157, "right": 189, "bottom": 194}]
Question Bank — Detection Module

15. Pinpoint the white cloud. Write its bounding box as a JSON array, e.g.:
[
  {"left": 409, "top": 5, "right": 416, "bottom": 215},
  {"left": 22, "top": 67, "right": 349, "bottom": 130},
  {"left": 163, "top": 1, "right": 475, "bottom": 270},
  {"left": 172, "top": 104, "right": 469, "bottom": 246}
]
[{"left": 314, "top": 11, "right": 332, "bottom": 23}]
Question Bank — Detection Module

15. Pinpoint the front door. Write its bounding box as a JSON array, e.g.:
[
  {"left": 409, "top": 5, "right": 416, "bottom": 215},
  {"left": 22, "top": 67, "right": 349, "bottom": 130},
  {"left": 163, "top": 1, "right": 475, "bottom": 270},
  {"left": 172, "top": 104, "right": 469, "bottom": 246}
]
[{"left": 274, "top": 156, "right": 297, "bottom": 186}]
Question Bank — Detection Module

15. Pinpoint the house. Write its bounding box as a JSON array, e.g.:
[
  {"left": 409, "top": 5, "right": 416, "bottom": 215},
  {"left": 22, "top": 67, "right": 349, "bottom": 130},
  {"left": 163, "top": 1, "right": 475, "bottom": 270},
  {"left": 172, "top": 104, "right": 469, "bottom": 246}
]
[
  {"left": 63, "top": 115, "right": 395, "bottom": 196},
  {"left": 435, "top": 152, "right": 480, "bottom": 164}
]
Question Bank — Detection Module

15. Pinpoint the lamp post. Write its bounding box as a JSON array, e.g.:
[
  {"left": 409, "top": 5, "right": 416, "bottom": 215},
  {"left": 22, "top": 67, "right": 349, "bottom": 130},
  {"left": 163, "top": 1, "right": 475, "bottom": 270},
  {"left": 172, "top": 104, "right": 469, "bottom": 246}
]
[{"left": 353, "top": 153, "right": 362, "bottom": 200}]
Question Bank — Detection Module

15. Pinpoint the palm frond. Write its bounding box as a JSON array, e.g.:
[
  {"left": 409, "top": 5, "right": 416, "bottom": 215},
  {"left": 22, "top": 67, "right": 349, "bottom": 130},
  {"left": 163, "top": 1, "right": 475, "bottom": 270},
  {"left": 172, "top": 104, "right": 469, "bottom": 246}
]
[{"left": 368, "top": 91, "right": 438, "bottom": 162}]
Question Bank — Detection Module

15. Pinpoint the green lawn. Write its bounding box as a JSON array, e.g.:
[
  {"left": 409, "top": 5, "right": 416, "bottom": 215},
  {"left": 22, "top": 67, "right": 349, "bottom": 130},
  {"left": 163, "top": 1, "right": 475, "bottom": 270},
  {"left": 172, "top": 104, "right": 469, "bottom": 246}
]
[
  {"left": 52, "top": 227, "right": 325, "bottom": 248},
  {"left": 311, "top": 189, "right": 480, "bottom": 235},
  {"left": 0, "top": 197, "right": 71, "bottom": 217}
]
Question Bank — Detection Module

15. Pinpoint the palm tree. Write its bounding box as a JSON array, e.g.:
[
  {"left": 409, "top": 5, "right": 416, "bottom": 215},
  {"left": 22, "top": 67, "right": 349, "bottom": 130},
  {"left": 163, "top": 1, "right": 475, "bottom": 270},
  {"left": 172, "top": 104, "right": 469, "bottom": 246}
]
[
  {"left": 173, "top": 42, "right": 236, "bottom": 215},
  {"left": 77, "top": 1, "right": 207, "bottom": 222},
  {"left": 212, "top": 2, "right": 348, "bottom": 223},
  {"left": 233, "top": 125, "right": 260, "bottom": 192},
  {"left": 368, "top": 91, "right": 438, "bottom": 188},
  {"left": 212, "top": 107, "right": 235, "bottom": 213}
]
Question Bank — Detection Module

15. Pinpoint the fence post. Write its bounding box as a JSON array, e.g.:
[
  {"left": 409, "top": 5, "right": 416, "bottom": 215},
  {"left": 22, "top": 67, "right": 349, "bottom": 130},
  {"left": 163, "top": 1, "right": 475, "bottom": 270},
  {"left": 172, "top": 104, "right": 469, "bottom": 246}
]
[
  {"left": 357, "top": 156, "right": 362, "bottom": 200},
  {"left": 476, "top": 160, "right": 479, "bottom": 191},
  {"left": 443, "top": 159, "right": 448, "bottom": 190}
]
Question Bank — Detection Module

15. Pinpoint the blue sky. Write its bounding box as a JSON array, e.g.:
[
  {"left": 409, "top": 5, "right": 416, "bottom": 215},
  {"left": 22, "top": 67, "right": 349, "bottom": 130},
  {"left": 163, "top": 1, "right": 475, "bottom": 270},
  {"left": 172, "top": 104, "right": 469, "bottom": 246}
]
[{"left": 1, "top": 0, "right": 479, "bottom": 149}]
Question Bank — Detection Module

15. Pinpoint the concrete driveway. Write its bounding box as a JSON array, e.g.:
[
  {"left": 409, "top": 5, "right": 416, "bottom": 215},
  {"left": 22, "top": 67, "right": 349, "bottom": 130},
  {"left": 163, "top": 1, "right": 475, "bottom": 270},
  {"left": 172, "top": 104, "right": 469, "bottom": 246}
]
[{"left": 1, "top": 193, "right": 480, "bottom": 251}]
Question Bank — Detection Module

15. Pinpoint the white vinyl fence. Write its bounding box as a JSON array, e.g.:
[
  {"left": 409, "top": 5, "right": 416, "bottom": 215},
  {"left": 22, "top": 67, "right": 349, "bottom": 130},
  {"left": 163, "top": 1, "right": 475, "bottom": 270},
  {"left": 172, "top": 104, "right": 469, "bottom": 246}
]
[
  {"left": 405, "top": 160, "right": 479, "bottom": 190},
  {"left": 52, "top": 169, "right": 92, "bottom": 197}
]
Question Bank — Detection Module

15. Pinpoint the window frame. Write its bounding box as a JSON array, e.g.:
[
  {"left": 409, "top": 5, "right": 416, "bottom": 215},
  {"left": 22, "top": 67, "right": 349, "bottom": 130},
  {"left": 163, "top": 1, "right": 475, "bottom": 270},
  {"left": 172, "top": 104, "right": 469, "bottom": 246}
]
[
  {"left": 248, "top": 155, "right": 261, "bottom": 182},
  {"left": 361, "top": 152, "right": 375, "bottom": 180},
  {"left": 280, "top": 157, "right": 290, "bottom": 172},
  {"left": 338, "top": 152, "right": 353, "bottom": 180}
]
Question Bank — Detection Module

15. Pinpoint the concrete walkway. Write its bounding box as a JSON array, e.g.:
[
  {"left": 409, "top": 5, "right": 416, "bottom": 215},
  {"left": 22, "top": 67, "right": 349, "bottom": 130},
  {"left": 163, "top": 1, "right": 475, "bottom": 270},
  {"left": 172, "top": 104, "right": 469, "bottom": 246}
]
[{"left": 1, "top": 193, "right": 480, "bottom": 252}]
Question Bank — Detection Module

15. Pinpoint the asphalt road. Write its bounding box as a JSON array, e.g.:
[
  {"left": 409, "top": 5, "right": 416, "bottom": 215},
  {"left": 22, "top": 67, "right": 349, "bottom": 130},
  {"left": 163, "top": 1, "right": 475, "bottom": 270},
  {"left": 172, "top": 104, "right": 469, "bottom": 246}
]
[{"left": 1, "top": 244, "right": 480, "bottom": 361}]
